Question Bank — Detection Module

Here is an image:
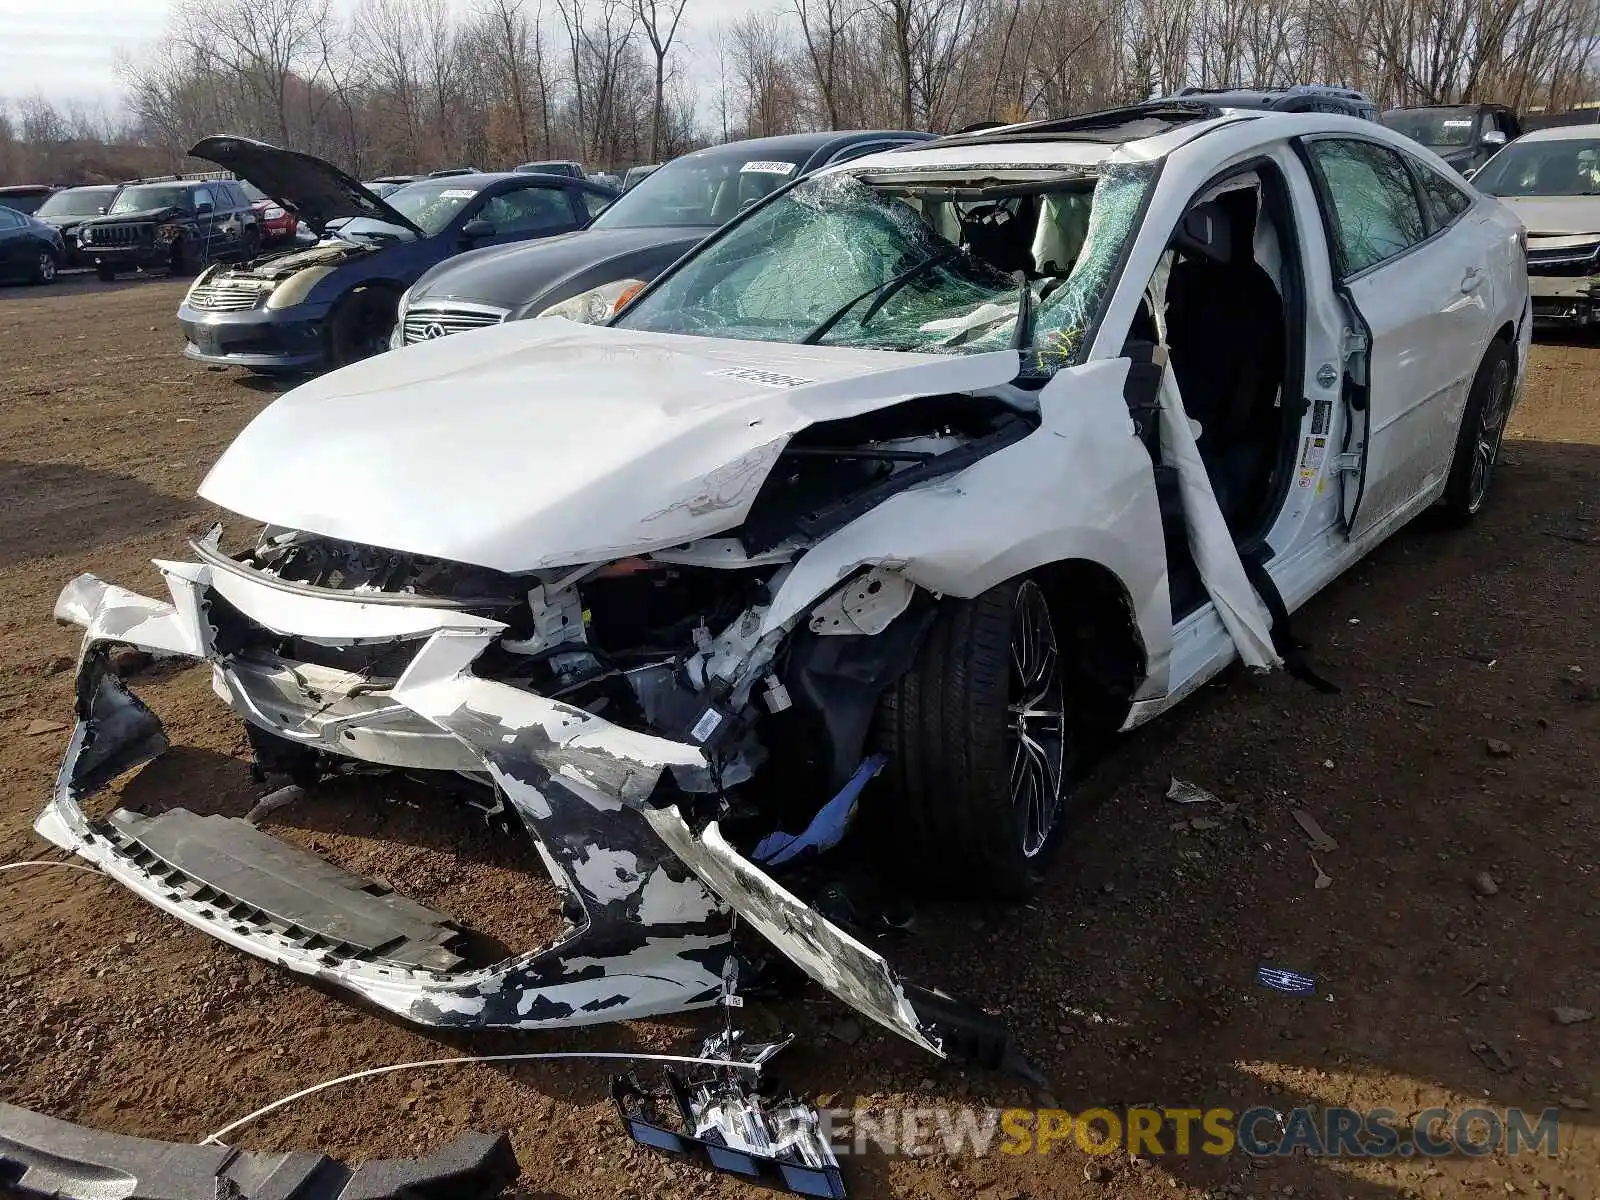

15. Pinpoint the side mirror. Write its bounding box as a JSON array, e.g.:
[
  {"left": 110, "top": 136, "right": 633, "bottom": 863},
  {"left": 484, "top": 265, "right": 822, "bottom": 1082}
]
[
  {"left": 1481, "top": 129, "right": 1508, "bottom": 148},
  {"left": 96, "top": 205, "right": 106, "bottom": 214},
  {"left": 1462, "top": 167, "right": 1480, "bottom": 181},
  {"left": 460, "top": 218, "right": 495, "bottom": 243},
  {"left": 196, "top": 201, "right": 214, "bottom": 214}
]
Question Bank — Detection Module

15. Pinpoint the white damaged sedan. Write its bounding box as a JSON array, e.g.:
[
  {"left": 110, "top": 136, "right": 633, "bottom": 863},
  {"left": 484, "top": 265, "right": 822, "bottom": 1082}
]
[{"left": 43, "top": 101, "right": 1527, "bottom": 1072}]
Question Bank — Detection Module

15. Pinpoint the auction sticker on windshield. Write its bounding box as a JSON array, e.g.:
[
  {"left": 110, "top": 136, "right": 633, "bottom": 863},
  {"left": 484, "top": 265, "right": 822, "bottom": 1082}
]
[
  {"left": 440, "top": 189, "right": 477, "bottom": 199},
  {"left": 741, "top": 161, "right": 798, "bottom": 175}
]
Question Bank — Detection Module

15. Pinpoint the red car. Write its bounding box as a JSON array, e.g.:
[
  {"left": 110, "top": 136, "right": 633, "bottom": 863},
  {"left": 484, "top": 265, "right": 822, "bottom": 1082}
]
[{"left": 239, "top": 180, "right": 299, "bottom": 245}]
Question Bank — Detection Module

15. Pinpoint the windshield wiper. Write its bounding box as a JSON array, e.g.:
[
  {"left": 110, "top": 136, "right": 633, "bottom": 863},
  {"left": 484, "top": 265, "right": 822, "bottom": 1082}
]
[{"left": 800, "top": 245, "right": 959, "bottom": 346}]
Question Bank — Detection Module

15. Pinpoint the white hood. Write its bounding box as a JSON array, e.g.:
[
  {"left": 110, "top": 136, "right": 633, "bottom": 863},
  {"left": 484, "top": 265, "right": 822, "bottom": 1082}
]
[
  {"left": 200, "top": 319, "right": 1021, "bottom": 572},
  {"left": 1495, "top": 195, "right": 1600, "bottom": 238}
]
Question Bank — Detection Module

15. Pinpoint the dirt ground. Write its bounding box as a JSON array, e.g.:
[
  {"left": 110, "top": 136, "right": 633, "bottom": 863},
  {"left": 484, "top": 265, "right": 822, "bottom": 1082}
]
[{"left": 0, "top": 274, "right": 1595, "bottom": 1200}]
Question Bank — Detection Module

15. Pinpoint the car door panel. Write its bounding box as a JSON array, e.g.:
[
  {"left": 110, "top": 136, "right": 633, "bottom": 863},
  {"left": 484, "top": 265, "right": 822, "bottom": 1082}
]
[{"left": 1301, "top": 136, "right": 1490, "bottom": 539}]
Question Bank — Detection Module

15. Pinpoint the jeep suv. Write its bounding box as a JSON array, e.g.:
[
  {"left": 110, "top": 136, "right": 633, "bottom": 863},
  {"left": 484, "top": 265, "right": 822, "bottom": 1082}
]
[{"left": 76, "top": 178, "right": 259, "bottom": 280}]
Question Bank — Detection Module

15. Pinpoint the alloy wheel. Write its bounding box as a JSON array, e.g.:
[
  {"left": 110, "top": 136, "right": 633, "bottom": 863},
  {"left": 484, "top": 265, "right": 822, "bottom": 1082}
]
[
  {"left": 1467, "top": 357, "right": 1512, "bottom": 514},
  {"left": 1006, "top": 579, "right": 1067, "bottom": 858},
  {"left": 37, "top": 252, "right": 56, "bottom": 283}
]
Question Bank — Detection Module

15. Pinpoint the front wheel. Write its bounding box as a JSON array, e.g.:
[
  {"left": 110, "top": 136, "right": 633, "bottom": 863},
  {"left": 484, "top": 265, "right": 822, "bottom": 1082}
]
[
  {"left": 170, "top": 236, "right": 204, "bottom": 276},
  {"left": 95, "top": 262, "right": 116, "bottom": 282},
  {"left": 31, "top": 250, "right": 58, "bottom": 285},
  {"left": 1441, "top": 338, "right": 1514, "bottom": 524},
  {"left": 327, "top": 288, "right": 399, "bottom": 367},
  {"left": 873, "top": 577, "right": 1073, "bottom": 899}
]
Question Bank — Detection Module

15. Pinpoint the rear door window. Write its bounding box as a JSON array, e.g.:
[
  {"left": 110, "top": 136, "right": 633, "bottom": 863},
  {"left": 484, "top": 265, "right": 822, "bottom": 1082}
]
[
  {"left": 1305, "top": 139, "right": 1429, "bottom": 276},
  {"left": 1411, "top": 158, "right": 1472, "bottom": 230}
]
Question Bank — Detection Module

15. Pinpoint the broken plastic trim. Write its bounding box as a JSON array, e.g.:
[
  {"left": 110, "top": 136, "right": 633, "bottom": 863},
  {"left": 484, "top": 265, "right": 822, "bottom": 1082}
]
[
  {"left": 40, "top": 565, "right": 1034, "bottom": 1074},
  {"left": 0, "top": 1103, "right": 518, "bottom": 1199},
  {"left": 613, "top": 1071, "right": 845, "bottom": 1199}
]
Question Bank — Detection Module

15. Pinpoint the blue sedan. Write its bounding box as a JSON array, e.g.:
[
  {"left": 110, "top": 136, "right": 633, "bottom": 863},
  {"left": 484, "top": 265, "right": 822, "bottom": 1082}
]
[{"left": 177, "top": 135, "right": 617, "bottom": 373}]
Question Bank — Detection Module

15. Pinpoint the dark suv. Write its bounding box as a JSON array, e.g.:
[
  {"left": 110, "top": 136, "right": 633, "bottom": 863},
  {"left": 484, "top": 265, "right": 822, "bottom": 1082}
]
[
  {"left": 76, "top": 178, "right": 260, "bottom": 280},
  {"left": 1170, "top": 84, "right": 1379, "bottom": 121}
]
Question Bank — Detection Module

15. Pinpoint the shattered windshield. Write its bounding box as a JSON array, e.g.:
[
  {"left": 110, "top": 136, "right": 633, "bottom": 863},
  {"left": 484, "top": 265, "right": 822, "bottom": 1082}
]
[{"left": 613, "top": 162, "right": 1157, "bottom": 374}]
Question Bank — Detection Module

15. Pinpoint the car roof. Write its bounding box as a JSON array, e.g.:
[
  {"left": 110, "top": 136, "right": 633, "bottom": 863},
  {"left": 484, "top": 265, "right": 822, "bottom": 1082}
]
[
  {"left": 822, "top": 107, "right": 1421, "bottom": 176},
  {"left": 0, "top": 184, "right": 54, "bottom": 194},
  {"left": 690, "top": 130, "right": 932, "bottom": 166},
  {"left": 392, "top": 171, "right": 546, "bottom": 190}
]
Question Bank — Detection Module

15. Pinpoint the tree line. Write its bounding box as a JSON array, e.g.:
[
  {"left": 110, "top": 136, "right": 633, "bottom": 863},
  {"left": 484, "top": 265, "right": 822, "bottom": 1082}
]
[{"left": 1, "top": 0, "right": 1596, "bottom": 186}]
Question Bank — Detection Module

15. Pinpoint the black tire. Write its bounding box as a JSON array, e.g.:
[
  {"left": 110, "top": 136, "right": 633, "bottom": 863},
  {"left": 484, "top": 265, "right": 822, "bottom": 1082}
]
[
  {"left": 95, "top": 262, "right": 116, "bottom": 282},
  {"left": 872, "top": 576, "right": 1073, "bottom": 899},
  {"left": 1441, "top": 337, "right": 1514, "bottom": 524},
  {"left": 327, "top": 288, "right": 399, "bottom": 367},
  {"left": 170, "top": 236, "right": 203, "bottom": 276},
  {"left": 31, "top": 249, "right": 58, "bottom": 285},
  {"left": 239, "top": 227, "right": 260, "bottom": 262}
]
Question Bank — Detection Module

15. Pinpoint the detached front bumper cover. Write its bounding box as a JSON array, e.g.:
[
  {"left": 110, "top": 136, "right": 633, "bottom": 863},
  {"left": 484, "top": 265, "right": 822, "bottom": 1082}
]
[
  {"left": 0, "top": 1102, "right": 518, "bottom": 1199},
  {"left": 39, "top": 563, "right": 1031, "bottom": 1074}
]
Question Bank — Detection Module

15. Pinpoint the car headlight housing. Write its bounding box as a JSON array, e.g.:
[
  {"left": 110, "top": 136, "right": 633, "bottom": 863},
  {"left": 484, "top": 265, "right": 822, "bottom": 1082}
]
[
  {"left": 538, "top": 278, "right": 648, "bottom": 324},
  {"left": 265, "top": 264, "right": 338, "bottom": 310},
  {"left": 263, "top": 205, "right": 286, "bottom": 220},
  {"left": 155, "top": 223, "right": 183, "bottom": 245}
]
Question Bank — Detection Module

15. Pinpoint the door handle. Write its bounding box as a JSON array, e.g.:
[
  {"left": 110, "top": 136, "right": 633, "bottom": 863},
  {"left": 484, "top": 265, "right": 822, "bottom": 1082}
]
[{"left": 1460, "top": 266, "right": 1484, "bottom": 293}]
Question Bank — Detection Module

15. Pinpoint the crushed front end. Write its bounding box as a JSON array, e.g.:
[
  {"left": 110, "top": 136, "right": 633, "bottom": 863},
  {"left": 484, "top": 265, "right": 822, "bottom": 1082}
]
[
  {"left": 179, "top": 242, "right": 366, "bottom": 370},
  {"left": 40, "top": 521, "right": 1025, "bottom": 1071},
  {"left": 1527, "top": 235, "right": 1600, "bottom": 327}
]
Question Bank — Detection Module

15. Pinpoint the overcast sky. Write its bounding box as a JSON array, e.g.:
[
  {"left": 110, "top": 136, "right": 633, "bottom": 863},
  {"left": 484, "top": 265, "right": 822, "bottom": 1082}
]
[
  {"left": 0, "top": 0, "right": 768, "bottom": 118},
  {"left": 0, "top": 0, "right": 169, "bottom": 111}
]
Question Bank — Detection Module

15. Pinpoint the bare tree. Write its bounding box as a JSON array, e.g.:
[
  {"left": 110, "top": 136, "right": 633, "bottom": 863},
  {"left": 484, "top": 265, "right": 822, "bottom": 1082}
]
[{"left": 635, "top": 0, "right": 686, "bottom": 159}]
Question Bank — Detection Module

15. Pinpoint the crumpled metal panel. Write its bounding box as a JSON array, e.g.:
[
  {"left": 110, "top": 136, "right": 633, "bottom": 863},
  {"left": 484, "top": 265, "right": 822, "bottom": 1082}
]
[{"left": 0, "top": 1102, "right": 519, "bottom": 1199}]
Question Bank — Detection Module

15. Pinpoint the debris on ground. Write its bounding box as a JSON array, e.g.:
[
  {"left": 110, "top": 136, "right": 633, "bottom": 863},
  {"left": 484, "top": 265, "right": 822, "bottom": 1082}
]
[
  {"left": 1165, "top": 778, "right": 1219, "bottom": 805},
  {"left": 1291, "top": 809, "right": 1339, "bottom": 852},
  {"left": 1464, "top": 1027, "right": 1516, "bottom": 1073},
  {"left": 20, "top": 720, "right": 67, "bottom": 738},
  {"left": 1310, "top": 855, "right": 1332, "bottom": 890},
  {"left": 824, "top": 1016, "right": 864, "bottom": 1046},
  {"left": 1256, "top": 966, "right": 1316, "bottom": 995},
  {"left": 1485, "top": 738, "right": 1514, "bottom": 757},
  {"left": 1552, "top": 1006, "right": 1595, "bottom": 1026},
  {"left": 1471, "top": 871, "right": 1500, "bottom": 897},
  {"left": 244, "top": 784, "right": 306, "bottom": 825}
]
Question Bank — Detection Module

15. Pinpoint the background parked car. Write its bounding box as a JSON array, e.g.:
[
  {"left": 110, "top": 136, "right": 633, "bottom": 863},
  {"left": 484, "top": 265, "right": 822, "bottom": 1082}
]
[
  {"left": 0, "top": 184, "right": 56, "bottom": 215},
  {"left": 179, "top": 135, "right": 619, "bottom": 372},
  {"left": 76, "top": 178, "right": 260, "bottom": 280},
  {"left": 364, "top": 176, "right": 420, "bottom": 198},
  {"left": 32, "top": 184, "right": 121, "bottom": 267},
  {"left": 0, "top": 206, "right": 64, "bottom": 284},
  {"left": 1380, "top": 103, "right": 1521, "bottom": 174},
  {"left": 393, "top": 130, "right": 930, "bottom": 344},
  {"left": 239, "top": 180, "right": 300, "bottom": 245},
  {"left": 621, "top": 164, "right": 659, "bottom": 191},
  {"left": 514, "top": 159, "right": 586, "bottom": 178},
  {"left": 1171, "top": 84, "right": 1379, "bottom": 119},
  {"left": 1468, "top": 123, "right": 1600, "bottom": 327}
]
